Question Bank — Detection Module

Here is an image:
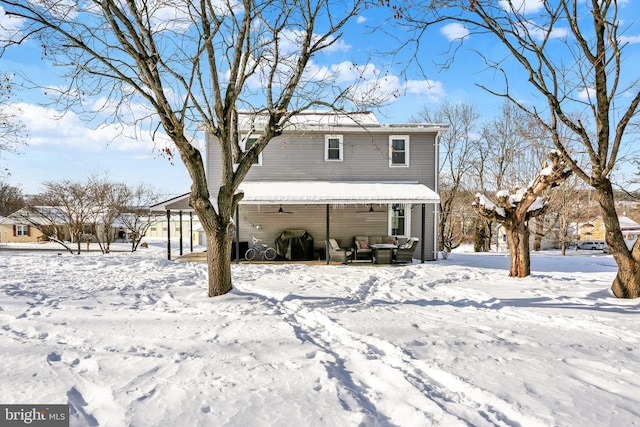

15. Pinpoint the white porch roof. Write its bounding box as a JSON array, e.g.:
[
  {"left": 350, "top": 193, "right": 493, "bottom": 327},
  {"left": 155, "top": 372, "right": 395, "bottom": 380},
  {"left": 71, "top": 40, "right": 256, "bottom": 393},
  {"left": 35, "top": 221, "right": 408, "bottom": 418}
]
[
  {"left": 152, "top": 181, "right": 439, "bottom": 211},
  {"left": 237, "top": 181, "right": 439, "bottom": 205}
]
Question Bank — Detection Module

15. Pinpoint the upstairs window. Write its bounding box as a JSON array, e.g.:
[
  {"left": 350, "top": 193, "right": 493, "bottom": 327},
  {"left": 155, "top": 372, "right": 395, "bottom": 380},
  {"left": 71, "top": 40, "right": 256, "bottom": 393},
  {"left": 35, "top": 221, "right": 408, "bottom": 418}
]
[
  {"left": 243, "top": 136, "right": 262, "bottom": 166},
  {"left": 389, "top": 135, "right": 410, "bottom": 167},
  {"left": 324, "top": 135, "right": 343, "bottom": 161}
]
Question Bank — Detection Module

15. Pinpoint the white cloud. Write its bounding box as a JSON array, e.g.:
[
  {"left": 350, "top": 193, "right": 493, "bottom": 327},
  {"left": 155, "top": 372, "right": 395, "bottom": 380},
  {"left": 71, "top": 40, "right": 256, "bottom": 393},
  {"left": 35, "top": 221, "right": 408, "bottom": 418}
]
[
  {"left": 321, "top": 38, "right": 351, "bottom": 54},
  {"left": 440, "top": 23, "right": 469, "bottom": 42},
  {"left": 331, "top": 61, "right": 380, "bottom": 83},
  {"left": 499, "top": 0, "right": 544, "bottom": 14},
  {"left": 577, "top": 87, "right": 596, "bottom": 101},
  {"left": 526, "top": 21, "right": 569, "bottom": 40},
  {"left": 15, "top": 102, "right": 165, "bottom": 153},
  {"left": 619, "top": 35, "right": 640, "bottom": 44},
  {"left": 357, "top": 16, "right": 367, "bottom": 24},
  {"left": 330, "top": 62, "right": 447, "bottom": 106},
  {"left": 405, "top": 79, "right": 447, "bottom": 102},
  {"left": 0, "top": 6, "right": 26, "bottom": 42}
]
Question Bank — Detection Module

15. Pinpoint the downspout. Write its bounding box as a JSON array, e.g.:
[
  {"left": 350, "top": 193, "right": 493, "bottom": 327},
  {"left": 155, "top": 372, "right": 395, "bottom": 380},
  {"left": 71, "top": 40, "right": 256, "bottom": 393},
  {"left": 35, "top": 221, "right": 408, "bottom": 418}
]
[
  {"left": 179, "top": 210, "right": 183, "bottom": 256},
  {"left": 326, "top": 204, "right": 330, "bottom": 265},
  {"left": 189, "top": 212, "right": 193, "bottom": 253},
  {"left": 421, "top": 203, "right": 426, "bottom": 263},
  {"left": 235, "top": 205, "right": 240, "bottom": 264},
  {"left": 166, "top": 210, "right": 171, "bottom": 260},
  {"left": 433, "top": 130, "right": 441, "bottom": 260}
]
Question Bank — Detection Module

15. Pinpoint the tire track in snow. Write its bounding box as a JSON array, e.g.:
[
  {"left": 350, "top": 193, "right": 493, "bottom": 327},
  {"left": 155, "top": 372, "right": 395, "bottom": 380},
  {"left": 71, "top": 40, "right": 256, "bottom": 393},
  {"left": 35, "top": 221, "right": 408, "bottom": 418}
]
[{"left": 237, "top": 281, "right": 550, "bottom": 427}]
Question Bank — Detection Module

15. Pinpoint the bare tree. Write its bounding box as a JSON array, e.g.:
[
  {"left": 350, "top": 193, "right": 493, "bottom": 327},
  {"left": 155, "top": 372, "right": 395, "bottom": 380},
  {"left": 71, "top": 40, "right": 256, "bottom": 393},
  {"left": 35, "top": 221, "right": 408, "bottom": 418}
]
[
  {"left": 88, "top": 176, "right": 130, "bottom": 254},
  {"left": 414, "top": 101, "right": 479, "bottom": 254},
  {"left": 1, "top": 0, "right": 371, "bottom": 296},
  {"left": 36, "top": 180, "right": 96, "bottom": 254},
  {"left": 394, "top": 1, "right": 640, "bottom": 297},
  {"left": 0, "top": 179, "right": 24, "bottom": 216},
  {"left": 474, "top": 151, "right": 572, "bottom": 277},
  {"left": 0, "top": 73, "right": 27, "bottom": 155},
  {"left": 118, "top": 183, "right": 163, "bottom": 252}
]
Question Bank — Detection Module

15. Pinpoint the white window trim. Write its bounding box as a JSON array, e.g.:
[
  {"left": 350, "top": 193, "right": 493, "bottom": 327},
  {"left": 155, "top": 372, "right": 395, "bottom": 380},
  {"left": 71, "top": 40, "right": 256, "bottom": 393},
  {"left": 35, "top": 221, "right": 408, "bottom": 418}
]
[
  {"left": 388, "top": 204, "right": 411, "bottom": 238},
  {"left": 16, "top": 224, "right": 28, "bottom": 236},
  {"left": 389, "top": 135, "right": 410, "bottom": 167},
  {"left": 324, "top": 134, "right": 344, "bottom": 162},
  {"left": 242, "top": 135, "right": 262, "bottom": 166}
]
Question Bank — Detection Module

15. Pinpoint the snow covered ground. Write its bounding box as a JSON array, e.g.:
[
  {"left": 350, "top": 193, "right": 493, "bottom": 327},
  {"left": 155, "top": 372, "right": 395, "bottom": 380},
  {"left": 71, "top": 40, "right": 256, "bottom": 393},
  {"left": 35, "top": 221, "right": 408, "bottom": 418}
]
[{"left": 1, "top": 242, "right": 639, "bottom": 426}]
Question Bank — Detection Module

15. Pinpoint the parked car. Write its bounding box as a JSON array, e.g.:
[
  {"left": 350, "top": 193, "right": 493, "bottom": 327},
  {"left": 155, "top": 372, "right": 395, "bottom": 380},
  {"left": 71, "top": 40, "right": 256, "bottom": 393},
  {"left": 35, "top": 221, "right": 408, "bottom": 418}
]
[{"left": 577, "top": 240, "right": 605, "bottom": 250}]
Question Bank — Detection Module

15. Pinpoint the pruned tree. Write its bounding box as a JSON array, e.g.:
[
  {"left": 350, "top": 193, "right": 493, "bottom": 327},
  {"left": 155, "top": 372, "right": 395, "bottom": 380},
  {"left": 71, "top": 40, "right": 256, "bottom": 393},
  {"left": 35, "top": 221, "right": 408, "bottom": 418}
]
[
  {"left": 392, "top": 0, "right": 640, "bottom": 297},
  {"left": 474, "top": 151, "right": 572, "bottom": 277},
  {"left": 414, "top": 100, "right": 479, "bottom": 254},
  {"left": 1, "top": 0, "right": 371, "bottom": 296},
  {"left": 471, "top": 102, "right": 552, "bottom": 252}
]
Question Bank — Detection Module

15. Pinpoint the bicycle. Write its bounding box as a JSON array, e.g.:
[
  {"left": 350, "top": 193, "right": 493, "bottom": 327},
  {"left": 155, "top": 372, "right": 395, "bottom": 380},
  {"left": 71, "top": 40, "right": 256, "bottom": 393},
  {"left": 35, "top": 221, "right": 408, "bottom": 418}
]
[{"left": 245, "top": 236, "right": 277, "bottom": 261}]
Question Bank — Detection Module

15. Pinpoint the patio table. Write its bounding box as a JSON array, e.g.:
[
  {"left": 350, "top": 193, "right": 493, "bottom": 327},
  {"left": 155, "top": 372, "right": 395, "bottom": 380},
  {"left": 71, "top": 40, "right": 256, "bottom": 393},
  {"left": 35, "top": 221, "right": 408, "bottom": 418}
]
[{"left": 371, "top": 244, "right": 397, "bottom": 264}]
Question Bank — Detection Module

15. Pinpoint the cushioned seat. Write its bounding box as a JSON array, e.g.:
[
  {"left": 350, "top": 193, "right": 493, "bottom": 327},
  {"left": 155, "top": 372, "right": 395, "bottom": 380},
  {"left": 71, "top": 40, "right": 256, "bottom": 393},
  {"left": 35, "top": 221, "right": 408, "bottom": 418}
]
[
  {"left": 394, "top": 237, "right": 419, "bottom": 263},
  {"left": 327, "top": 239, "right": 353, "bottom": 264},
  {"left": 353, "top": 235, "right": 397, "bottom": 260}
]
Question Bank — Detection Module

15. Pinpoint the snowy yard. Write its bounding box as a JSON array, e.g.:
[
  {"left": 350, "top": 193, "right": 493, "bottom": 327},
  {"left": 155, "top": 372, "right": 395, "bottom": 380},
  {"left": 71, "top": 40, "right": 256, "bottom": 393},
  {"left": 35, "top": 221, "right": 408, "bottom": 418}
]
[{"left": 1, "top": 243, "right": 639, "bottom": 426}]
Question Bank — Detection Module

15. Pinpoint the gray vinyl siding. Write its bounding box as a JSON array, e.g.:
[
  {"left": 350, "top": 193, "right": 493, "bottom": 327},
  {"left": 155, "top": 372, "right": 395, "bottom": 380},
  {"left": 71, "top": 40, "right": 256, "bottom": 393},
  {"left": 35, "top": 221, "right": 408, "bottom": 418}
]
[
  {"left": 237, "top": 203, "right": 437, "bottom": 261},
  {"left": 206, "top": 130, "right": 438, "bottom": 190},
  {"left": 238, "top": 204, "right": 389, "bottom": 251},
  {"left": 202, "top": 126, "right": 439, "bottom": 261}
]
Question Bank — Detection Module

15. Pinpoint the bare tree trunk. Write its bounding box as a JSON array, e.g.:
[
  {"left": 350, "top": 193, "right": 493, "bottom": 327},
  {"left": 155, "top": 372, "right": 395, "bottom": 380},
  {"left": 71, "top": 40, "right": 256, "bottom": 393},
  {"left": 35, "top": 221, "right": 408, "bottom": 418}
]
[
  {"left": 596, "top": 180, "right": 640, "bottom": 298},
  {"left": 533, "top": 216, "right": 543, "bottom": 251},
  {"left": 207, "top": 227, "right": 233, "bottom": 297},
  {"left": 505, "top": 221, "right": 531, "bottom": 277},
  {"left": 474, "top": 216, "right": 486, "bottom": 252}
]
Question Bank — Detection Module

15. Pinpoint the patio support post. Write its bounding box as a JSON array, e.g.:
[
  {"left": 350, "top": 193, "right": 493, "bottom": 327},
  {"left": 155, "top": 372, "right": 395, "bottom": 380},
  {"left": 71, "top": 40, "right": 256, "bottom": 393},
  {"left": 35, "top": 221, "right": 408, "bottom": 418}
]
[
  {"left": 166, "top": 209, "right": 171, "bottom": 260},
  {"left": 235, "top": 205, "right": 240, "bottom": 264},
  {"left": 189, "top": 212, "right": 193, "bottom": 253},
  {"left": 326, "top": 204, "right": 330, "bottom": 265},
  {"left": 421, "top": 204, "right": 426, "bottom": 263},
  {"left": 179, "top": 210, "right": 183, "bottom": 256}
]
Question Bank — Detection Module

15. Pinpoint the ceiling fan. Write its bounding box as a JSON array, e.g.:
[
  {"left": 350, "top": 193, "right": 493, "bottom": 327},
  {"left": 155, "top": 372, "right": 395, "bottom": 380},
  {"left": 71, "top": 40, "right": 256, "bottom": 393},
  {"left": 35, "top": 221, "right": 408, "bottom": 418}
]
[
  {"left": 266, "top": 205, "right": 294, "bottom": 214},
  {"left": 356, "top": 205, "right": 376, "bottom": 213}
]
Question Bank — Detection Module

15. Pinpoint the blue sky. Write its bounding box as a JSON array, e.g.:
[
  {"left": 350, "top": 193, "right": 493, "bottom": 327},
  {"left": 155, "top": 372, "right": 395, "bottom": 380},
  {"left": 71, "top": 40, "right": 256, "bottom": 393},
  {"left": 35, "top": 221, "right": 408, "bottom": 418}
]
[{"left": 1, "top": 1, "right": 639, "bottom": 197}]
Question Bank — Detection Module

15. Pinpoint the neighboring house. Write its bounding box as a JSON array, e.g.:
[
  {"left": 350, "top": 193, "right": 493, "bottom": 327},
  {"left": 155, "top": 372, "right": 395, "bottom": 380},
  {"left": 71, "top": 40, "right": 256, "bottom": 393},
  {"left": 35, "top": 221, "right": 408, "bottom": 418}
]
[
  {"left": 0, "top": 207, "right": 69, "bottom": 243},
  {"left": 576, "top": 215, "right": 640, "bottom": 248},
  {"left": 144, "top": 212, "right": 204, "bottom": 247},
  {"left": 153, "top": 111, "right": 446, "bottom": 262},
  {"left": 578, "top": 217, "right": 606, "bottom": 242}
]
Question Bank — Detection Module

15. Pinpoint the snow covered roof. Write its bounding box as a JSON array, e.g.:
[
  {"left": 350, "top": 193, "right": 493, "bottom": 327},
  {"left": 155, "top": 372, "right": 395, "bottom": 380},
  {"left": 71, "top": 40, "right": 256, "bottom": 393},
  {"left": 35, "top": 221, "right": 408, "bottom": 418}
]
[
  {"left": 152, "top": 181, "right": 439, "bottom": 210},
  {"left": 237, "top": 110, "right": 448, "bottom": 133},
  {"left": 237, "top": 181, "right": 439, "bottom": 205},
  {"left": 618, "top": 215, "right": 640, "bottom": 231}
]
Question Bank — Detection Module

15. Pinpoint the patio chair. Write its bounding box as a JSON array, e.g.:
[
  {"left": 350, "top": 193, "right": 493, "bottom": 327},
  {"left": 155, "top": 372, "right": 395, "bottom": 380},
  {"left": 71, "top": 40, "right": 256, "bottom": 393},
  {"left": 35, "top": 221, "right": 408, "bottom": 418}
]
[
  {"left": 393, "top": 237, "right": 419, "bottom": 263},
  {"left": 327, "top": 239, "right": 353, "bottom": 264}
]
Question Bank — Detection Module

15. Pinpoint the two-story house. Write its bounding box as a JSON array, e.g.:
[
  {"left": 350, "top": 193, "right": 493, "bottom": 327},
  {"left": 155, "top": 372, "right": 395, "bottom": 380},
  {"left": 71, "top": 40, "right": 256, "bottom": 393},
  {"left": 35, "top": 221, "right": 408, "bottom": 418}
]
[{"left": 153, "top": 111, "right": 446, "bottom": 262}]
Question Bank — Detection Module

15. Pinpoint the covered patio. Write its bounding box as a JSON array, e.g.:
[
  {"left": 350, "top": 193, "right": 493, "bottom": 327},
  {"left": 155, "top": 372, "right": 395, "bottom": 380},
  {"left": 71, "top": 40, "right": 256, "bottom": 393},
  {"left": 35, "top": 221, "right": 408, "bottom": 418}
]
[{"left": 151, "top": 181, "right": 440, "bottom": 264}]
